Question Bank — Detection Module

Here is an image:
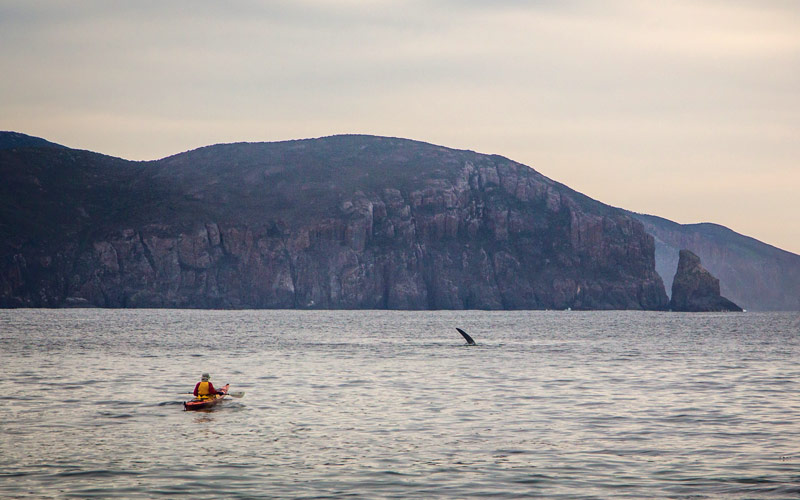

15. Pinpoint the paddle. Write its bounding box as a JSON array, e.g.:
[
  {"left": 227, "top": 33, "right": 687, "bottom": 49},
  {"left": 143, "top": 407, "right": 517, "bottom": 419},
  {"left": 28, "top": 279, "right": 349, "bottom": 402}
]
[{"left": 180, "top": 390, "right": 245, "bottom": 398}]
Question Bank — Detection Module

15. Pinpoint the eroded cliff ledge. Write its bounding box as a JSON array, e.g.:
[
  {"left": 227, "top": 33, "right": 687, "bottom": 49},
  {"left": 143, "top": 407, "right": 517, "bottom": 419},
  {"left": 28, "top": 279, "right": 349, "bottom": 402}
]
[{"left": 1, "top": 134, "right": 669, "bottom": 310}]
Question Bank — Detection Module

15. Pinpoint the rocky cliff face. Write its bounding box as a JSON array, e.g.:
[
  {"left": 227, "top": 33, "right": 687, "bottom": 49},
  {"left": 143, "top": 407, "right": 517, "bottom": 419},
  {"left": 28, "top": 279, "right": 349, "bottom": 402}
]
[
  {"left": 1, "top": 133, "right": 669, "bottom": 309},
  {"left": 669, "top": 250, "right": 742, "bottom": 312},
  {"left": 631, "top": 213, "right": 800, "bottom": 311}
]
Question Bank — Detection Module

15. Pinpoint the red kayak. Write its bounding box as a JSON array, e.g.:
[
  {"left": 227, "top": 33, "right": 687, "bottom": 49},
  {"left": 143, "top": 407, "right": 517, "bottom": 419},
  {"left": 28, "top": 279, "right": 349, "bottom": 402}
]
[{"left": 184, "top": 384, "right": 229, "bottom": 411}]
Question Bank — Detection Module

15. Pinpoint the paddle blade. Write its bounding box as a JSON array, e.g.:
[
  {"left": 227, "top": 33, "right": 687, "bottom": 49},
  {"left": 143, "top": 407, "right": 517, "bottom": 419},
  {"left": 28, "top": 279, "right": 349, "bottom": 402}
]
[
  {"left": 456, "top": 328, "right": 476, "bottom": 345},
  {"left": 227, "top": 391, "right": 245, "bottom": 398}
]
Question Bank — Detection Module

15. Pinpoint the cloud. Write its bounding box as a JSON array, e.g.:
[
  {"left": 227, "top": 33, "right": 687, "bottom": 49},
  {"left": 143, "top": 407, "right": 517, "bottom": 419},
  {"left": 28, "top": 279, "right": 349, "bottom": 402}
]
[{"left": 1, "top": 0, "right": 799, "bottom": 251}]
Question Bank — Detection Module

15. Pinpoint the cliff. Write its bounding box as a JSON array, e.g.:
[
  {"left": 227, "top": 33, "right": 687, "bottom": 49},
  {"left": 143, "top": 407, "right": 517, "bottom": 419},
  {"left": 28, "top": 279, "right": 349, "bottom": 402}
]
[
  {"left": 631, "top": 213, "right": 800, "bottom": 311},
  {"left": 1, "top": 133, "right": 670, "bottom": 309},
  {"left": 669, "top": 250, "right": 742, "bottom": 312}
]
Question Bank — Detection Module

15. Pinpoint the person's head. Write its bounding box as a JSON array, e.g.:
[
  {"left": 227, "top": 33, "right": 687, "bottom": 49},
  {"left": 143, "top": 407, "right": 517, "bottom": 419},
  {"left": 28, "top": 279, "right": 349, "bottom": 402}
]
[{"left": 201, "top": 373, "right": 210, "bottom": 381}]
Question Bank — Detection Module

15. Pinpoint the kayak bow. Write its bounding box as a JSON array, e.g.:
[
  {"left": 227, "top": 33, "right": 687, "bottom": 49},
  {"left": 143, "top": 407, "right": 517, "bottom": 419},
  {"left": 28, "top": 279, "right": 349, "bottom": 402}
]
[{"left": 184, "top": 384, "right": 230, "bottom": 411}]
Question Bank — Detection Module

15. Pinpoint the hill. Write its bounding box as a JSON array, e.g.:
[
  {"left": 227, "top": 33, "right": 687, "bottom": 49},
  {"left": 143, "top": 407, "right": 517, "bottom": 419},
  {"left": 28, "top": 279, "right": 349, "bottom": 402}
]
[
  {"left": 0, "top": 131, "right": 65, "bottom": 150},
  {"left": 1, "top": 133, "right": 668, "bottom": 309}
]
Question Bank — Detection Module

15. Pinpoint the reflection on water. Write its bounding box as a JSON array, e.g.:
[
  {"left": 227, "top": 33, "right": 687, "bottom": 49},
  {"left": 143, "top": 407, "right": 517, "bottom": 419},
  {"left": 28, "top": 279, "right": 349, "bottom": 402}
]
[{"left": 1, "top": 309, "right": 799, "bottom": 498}]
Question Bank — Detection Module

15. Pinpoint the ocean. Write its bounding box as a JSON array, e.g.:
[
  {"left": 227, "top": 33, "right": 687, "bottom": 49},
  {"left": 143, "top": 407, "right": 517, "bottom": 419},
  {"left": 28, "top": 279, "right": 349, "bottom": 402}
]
[{"left": 1, "top": 309, "right": 799, "bottom": 499}]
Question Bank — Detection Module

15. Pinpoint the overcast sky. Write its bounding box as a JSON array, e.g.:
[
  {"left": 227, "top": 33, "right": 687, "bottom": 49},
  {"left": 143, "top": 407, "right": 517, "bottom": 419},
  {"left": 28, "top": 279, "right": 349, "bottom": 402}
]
[{"left": 2, "top": 0, "right": 799, "bottom": 253}]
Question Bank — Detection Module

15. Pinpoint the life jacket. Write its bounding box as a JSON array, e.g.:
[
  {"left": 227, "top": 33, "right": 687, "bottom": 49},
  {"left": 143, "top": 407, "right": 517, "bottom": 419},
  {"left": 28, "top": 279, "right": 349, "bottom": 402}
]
[{"left": 197, "top": 381, "right": 214, "bottom": 399}]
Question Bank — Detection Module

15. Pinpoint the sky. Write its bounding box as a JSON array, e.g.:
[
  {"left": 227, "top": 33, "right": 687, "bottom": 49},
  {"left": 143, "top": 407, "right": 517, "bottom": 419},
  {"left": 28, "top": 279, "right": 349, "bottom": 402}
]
[{"left": 1, "top": 0, "right": 799, "bottom": 254}]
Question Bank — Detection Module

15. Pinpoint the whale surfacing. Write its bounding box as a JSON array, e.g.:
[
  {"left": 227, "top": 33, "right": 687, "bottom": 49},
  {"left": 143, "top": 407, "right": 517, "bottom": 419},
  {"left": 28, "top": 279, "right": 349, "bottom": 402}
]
[{"left": 456, "top": 328, "right": 476, "bottom": 345}]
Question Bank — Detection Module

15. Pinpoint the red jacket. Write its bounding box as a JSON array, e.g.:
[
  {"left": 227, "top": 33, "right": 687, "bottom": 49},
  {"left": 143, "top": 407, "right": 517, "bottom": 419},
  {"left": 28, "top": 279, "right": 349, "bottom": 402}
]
[{"left": 194, "top": 381, "right": 217, "bottom": 397}]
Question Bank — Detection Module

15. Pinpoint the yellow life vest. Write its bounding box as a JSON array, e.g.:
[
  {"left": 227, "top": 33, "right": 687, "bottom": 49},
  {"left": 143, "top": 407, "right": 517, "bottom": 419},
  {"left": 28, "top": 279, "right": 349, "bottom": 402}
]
[{"left": 197, "top": 381, "right": 213, "bottom": 399}]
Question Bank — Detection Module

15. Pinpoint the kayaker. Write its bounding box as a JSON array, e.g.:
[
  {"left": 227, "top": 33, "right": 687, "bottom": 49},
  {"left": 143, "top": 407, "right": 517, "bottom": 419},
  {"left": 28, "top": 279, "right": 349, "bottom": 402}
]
[{"left": 194, "top": 373, "right": 224, "bottom": 400}]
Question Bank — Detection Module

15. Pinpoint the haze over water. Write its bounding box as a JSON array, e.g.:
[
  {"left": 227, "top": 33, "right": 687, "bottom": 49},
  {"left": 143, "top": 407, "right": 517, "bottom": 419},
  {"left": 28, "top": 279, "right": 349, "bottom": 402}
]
[{"left": 2, "top": 309, "right": 799, "bottom": 498}]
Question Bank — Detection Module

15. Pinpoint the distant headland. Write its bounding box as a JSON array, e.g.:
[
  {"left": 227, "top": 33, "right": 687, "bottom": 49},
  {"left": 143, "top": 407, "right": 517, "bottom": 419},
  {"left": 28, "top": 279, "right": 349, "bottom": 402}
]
[{"left": 1, "top": 132, "right": 798, "bottom": 310}]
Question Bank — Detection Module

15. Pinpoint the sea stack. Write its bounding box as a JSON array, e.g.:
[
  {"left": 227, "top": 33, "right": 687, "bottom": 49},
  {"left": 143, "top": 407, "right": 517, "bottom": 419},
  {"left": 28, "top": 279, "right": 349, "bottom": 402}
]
[{"left": 669, "top": 249, "right": 742, "bottom": 312}]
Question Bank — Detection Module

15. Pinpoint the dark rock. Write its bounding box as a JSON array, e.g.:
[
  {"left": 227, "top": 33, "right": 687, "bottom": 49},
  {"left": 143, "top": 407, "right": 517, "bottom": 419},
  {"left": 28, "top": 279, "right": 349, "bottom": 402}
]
[
  {"left": 669, "top": 249, "right": 742, "bottom": 312},
  {"left": 631, "top": 212, "right": 800, "bottom": 311},
  {"left": 0, "top": 133, "right": 670, "bottom": 310}
]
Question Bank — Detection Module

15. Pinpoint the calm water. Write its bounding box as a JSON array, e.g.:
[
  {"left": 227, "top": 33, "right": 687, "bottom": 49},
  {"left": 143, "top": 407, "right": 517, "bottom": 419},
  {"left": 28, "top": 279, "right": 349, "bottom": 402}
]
[{"left": 1, "top": 309, "right": 799, "bottom": 499}]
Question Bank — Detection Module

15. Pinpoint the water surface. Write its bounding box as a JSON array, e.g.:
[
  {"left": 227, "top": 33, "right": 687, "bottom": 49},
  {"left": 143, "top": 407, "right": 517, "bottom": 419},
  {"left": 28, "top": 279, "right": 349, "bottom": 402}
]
[{"left": 2, "top": 310, "right": 799, "bottom": 498}]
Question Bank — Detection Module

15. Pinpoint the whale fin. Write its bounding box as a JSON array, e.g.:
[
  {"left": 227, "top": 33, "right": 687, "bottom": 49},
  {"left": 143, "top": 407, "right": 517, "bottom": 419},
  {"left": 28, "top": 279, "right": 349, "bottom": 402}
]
[{"left": 456, "top": 327, "right": 476, "bottom": 345}]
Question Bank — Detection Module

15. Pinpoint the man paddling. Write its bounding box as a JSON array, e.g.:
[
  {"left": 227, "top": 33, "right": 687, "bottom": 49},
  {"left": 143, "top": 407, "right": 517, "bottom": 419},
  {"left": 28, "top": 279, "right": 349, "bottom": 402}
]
[{"left": 194, "top": 373, "right": 224, "bottom": 400}]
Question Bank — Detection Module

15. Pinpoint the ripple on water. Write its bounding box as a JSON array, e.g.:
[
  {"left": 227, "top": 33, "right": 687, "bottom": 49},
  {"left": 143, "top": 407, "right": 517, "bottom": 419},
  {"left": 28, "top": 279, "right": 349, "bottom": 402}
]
[{"left": 1, "top": 310, "right": 799, "bottom": 499}]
